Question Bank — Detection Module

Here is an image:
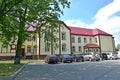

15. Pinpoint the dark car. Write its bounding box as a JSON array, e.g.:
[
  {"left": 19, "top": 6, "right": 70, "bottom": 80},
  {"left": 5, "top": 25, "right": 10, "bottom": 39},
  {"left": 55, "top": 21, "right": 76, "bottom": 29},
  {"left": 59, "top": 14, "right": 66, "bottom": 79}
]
[
  {"left": 59, "top": 54, "right": 73, "bottom": 63},
  {"left": 73, "top": 54, "right": 84, "bottom": 62},
  {"left": 45, "top": 54, "right": 58, "bottom": 64},
  {"left": 100, "top": 53, "right": 108, "bottom": 60}
]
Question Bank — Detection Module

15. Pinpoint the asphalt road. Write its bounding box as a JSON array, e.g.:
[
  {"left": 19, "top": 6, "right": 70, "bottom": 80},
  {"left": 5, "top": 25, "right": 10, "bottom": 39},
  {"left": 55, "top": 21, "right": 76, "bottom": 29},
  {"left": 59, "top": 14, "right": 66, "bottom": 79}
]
[{"left": 6, "top": 60, "right": 120, "bottom": 80}]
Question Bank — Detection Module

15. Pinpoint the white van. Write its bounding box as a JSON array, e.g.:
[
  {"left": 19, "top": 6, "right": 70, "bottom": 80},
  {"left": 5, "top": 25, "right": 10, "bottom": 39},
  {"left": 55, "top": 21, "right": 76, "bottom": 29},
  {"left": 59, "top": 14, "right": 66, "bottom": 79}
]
[
  {"left": 106, "top": 52, "right": 118, "bottom": 60},
  {"left": 117, "top": 51, "right": 120, "bottom": 59}
]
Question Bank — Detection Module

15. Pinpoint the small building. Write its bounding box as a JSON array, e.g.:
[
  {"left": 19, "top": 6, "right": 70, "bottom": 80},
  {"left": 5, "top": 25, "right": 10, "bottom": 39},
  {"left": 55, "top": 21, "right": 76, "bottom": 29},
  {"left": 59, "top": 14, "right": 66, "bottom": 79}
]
[
  {"left": 0, "top": 21, "right": 115, "bottom": 60},
  {"left": 69, "top": 27, "right": 115, "bottom": 54}
]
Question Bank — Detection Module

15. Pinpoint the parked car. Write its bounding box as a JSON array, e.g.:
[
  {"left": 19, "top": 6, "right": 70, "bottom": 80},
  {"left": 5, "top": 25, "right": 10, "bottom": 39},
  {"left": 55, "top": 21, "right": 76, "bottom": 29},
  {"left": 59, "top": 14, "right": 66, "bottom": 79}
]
[
  {"left": 72, "top": 54, "right": 84, "bottom": 62},
  {"left": 106, "top": 52, "right": 118, "bottom": 60},
  {"left": 113, "top": 52, "right": 119, "bottom": 60},
  {"left": 45, "top": 54, "right": 58, "bottom": 64},
  {"left": 59, "top": 54, "right": 73, "bottom": 63},
  {"left": 117, "top": 51, "right": 120, "bottom": 59},
  {"left": 100, "top": 53, "right": 108, "bottom": 60},
  {"left": 83, "top": 52, "right": 100, "bottom": 61}
]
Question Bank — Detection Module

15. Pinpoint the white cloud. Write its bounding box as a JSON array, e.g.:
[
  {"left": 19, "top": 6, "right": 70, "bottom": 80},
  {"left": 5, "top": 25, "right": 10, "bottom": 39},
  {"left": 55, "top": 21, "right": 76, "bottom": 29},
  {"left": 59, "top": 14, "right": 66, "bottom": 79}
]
[
  {"left": 64, "top": 19, "right": 89, "bottom": 28},
  {"left": 64, "top": 0, "right": 120, "bottom": 45},
  {"left": 94, "top": 0, "right": 120, "bottom": 23}
]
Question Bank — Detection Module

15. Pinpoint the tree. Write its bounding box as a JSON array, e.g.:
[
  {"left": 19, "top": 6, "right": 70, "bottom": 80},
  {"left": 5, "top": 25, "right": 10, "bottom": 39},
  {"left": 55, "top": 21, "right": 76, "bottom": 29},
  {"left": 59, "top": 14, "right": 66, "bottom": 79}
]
[
  {"left": 0, "top": 0, "right": 70, "bottom": 64},
  {"left": 115, "top": 44, "right": 120, "bottom": 51}
]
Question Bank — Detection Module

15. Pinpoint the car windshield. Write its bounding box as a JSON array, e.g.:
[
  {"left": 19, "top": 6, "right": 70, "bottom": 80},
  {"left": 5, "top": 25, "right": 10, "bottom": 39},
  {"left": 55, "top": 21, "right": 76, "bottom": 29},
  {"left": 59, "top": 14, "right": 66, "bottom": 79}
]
[
  {"left": 105, "top": 53, "right": 110, "bottom": 55},
  {"left": 49, "top": 55, "right": 57, "bottom": 58},
  {"left": 113, "top": 52, "right": 118, "bottom": 54},
  {"left": 75, "top": 54, "right": 82, "bottom": 57},
  {"left": 63, "top": 54, "right": 71, "bottom": 58}
]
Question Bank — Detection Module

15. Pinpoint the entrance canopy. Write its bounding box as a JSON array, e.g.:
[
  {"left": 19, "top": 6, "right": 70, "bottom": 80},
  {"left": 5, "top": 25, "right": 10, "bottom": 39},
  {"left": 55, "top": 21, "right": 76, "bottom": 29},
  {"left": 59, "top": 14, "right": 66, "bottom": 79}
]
[{"left": 84, "top": 44, "right": 100, "bottom": 48}]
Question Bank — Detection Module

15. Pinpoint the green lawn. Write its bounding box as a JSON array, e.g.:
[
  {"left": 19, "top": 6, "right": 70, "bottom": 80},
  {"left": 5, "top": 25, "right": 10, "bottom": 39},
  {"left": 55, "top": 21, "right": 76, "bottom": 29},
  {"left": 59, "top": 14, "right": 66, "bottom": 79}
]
[{"left": 0, "top": 60, "right": 44, "bottom": 76}]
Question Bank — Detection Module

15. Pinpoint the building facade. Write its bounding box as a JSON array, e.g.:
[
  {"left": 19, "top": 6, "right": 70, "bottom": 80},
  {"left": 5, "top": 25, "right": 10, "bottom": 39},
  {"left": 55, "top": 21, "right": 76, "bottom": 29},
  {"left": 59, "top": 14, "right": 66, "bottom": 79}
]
[
  {"left": 0, "top": 21, "right": 115, "bottom": 59},
  {"left": 69, "top": 27, "right": 115, "bottom": 54}
]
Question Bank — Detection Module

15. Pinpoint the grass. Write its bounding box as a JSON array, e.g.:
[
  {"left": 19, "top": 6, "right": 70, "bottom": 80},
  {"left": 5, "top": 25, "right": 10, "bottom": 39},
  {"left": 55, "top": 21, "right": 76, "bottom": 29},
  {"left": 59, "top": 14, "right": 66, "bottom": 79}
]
[
  {"left": 0, "top": 60, "right": 44, "bottom": 76},
  {"left": 0, "top": 63, "right": 24, "bottom": 76}
]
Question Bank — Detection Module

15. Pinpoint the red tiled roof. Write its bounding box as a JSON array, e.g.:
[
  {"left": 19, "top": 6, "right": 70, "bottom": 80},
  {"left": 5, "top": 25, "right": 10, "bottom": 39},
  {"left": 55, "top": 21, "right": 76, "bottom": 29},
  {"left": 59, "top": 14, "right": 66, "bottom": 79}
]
[
  {"left": 69, "top": 26, "right": 111, "bottom": 36},
  {"left": 27, "top": 26, "right": 36, "bottom": 32},
  {"left": 92, "top": 28, "right": 111, "bottom": 35},
  {"left": 84, "top": 44, "right": 100, "bottom": 48}
]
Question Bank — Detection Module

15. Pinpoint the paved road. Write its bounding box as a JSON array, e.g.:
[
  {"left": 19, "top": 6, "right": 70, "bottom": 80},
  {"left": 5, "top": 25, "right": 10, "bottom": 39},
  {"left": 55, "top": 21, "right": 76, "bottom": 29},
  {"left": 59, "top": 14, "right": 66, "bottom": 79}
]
[{"left": 2, "top": 60, "right": 120, "bottom": 80}]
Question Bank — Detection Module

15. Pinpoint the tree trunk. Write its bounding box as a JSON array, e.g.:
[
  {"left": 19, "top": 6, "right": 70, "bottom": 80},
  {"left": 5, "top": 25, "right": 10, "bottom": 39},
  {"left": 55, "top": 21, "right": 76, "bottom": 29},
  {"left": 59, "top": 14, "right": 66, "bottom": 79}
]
[{"left": 14, "top": 36, "right": 22, "bottom": 64}]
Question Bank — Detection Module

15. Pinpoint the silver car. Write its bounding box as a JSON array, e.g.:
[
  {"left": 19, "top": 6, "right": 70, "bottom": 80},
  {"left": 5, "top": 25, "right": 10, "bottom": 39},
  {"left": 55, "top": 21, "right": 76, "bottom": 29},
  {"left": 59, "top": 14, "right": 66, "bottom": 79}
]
[{"left": 83, "top": 52, "right": 100, "bottom": 61}]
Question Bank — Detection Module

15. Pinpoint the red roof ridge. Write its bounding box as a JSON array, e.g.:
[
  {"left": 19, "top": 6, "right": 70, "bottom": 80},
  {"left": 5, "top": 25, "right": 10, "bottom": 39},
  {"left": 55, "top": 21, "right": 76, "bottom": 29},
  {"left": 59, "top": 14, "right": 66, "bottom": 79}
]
[
  {"left": 68, "top": 26, "right": 112, "bottom": 36},
  {"left": 68, "top": 26, "right": 92, "bottom": 30},
  {"left": 93, "top": 28, "right": 111, "bottom": 35}
]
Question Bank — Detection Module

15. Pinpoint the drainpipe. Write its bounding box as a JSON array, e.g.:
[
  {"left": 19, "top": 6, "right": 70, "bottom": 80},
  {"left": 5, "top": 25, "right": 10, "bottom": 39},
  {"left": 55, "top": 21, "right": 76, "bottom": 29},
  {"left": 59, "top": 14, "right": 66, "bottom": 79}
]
[{"left": 59, "top": 25, "right": 61, "bottom": 55}]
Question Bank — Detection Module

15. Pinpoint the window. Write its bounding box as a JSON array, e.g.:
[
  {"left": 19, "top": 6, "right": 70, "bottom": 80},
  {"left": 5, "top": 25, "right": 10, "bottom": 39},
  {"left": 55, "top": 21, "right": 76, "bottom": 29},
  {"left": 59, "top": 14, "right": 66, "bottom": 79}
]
[
  {"left": 27, "top": 36, "right": 32, "bottom": 41},
  {"left": 11, "top": 44, "right": 16, "bottom": 50},
  {"left": 45, "top": 43, "right": 50, "bottom": 52},
  {"left": 1, "top": 45, "right": 8, "bottom": 53},
  {"left": 84, "top": 38, "right": 87, "bottom": 43},
  {"left": 33, "top": 46, "right": 37, "bottom": 53},
  {"left": 96, "top": 49, "right": 99, "bottom": 52},
  {"left": 89, "top": 38, "right": 92, "bottom": 43},
  {"left": 93, "top": 49, "right": 96, "bottom": 52},
  {"left": 95, "top": 38, "right": 97, "bottom": 43},
  {"left": 33, "top": 35, "right": 37, "bottom": 42},
  {"left": 78, "top": 37, "right": 81, "bottom": 43},
  {"left": 89, "top": 49, "right": 92, "bottom": 52},
  {"left": 71, "top": 37, "right": 75, "bottom": 43},
  {"left": 78, "top": 46, "right": 82, "bottom": 52},
  {"left": 72, "top": 46, "right": 75, "bottom": 52},
  {"left": 62, "top": 32, "right": 66, "bottom": 40},
  {"left": 27, "top": 46, "right": 31, "bottom": 53},
  {"left": 62, "top": 43, "right": 66, "bottom": 51},
  {"left": 62, "top": 26, "right": 64, "bottom": 29},
  {"left": 45, "top": 31, "right": 50, "bottom": 40},
  {"left": 85, "top": 49, "right": 88, "bottom": 53}
]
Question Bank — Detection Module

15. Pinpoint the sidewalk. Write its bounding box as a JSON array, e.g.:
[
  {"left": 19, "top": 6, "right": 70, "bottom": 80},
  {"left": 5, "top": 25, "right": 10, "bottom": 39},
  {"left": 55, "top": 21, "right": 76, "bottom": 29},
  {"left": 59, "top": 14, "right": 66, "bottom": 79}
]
[{"left": 0, "top": 76, "right": 12, "bottom": 80}]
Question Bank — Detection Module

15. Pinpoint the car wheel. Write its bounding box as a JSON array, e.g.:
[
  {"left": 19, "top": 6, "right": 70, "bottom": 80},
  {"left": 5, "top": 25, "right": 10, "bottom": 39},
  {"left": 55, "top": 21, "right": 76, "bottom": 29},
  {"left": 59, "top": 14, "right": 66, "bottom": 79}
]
[
  {"left": 80, "top": 59, "right": 82, "bottom": 62},
  {"left": 75, "top": 59, "right": 77, "bottom": 62},
  {"left": 82, "top": 59, "right": 84, "bottom": 62},
  {"left": 47, "top": 60, "right": 50, "bottom": 64},
  {"left": 62, "top": 60, "right": 65, "bottom": 63},
  {"left": 110, "top": 57, "right": 113, "bottom": 60},
  {"left": 55, "top": 61, "right": 58, "bottom": 64},
  {"left": 45, "top": 61, "right": 47, "bottom": 63}
]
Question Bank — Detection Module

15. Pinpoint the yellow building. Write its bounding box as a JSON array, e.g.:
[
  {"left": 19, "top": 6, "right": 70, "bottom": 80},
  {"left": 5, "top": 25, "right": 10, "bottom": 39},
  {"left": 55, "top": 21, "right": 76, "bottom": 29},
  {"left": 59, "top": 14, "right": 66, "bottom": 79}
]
[
  {"left": 69, "top": 27, "right": 115, "bottom": 54},
  {"left": 0, "top": 21, "right": 115, "bottom": 59}
]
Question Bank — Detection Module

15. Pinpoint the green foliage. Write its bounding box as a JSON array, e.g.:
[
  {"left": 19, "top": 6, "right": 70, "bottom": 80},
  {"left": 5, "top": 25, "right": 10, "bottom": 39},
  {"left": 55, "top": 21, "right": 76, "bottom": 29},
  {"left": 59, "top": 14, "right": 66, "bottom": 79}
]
[
  {"left": 0, "top": 0, "right": 70, "bottom": 44},
  {"left": 117, "top": 44, "right": 120, "bottom": 49},
  {"left": 115, "top": 44, "right": 120, "bottom": 51},
  {"left": 115, "top": 48, "right": 119, "bottom": 51},
  {"left": 0, "top": 0, "right": 70, "bottom": 64}
]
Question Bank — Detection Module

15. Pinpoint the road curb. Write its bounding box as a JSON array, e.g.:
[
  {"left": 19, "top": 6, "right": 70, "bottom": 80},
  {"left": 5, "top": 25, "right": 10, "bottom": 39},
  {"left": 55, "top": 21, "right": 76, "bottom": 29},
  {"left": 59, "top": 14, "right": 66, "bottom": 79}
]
[{"left": 10, "top": 63, "right": 28, "bottom": 79}]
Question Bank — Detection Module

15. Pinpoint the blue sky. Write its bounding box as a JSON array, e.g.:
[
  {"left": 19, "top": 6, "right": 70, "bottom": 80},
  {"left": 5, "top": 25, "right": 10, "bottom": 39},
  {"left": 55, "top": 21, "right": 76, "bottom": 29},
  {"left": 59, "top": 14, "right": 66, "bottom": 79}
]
[{"left": 60, "top": 0, "right": 120, "bottom": 46}]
